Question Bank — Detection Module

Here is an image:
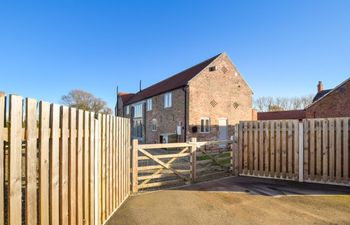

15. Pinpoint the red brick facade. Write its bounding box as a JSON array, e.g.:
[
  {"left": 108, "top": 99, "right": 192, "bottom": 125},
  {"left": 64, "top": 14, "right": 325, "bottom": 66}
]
[
  {"left": 117, "top": 53, "right": 255, "bottom": 143},
  {"left": 305, "top": 78, "right": 350, "bottom": 118}
]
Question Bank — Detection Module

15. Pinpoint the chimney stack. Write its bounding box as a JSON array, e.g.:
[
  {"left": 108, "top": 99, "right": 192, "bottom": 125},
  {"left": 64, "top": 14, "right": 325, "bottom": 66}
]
[{"left": 317, "top": 81, "right": 324, "bottom": 93}]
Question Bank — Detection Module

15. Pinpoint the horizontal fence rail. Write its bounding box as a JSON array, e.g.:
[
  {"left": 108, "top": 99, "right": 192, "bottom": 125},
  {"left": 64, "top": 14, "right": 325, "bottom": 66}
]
[{"left": 0, "top": 93, "right": 131, "bottom": 225}]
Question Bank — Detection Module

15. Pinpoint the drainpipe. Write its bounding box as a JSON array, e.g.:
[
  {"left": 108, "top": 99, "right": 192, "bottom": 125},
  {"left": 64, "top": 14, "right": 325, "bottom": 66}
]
[{"left": 182, "top": 86, "right": 188, "bottom": 142}]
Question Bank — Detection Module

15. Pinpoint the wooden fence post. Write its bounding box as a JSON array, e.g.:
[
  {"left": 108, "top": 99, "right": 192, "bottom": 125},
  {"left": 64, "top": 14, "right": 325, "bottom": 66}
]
[
  {"left": 132, "top": 139, "right": 139, "bottom": 193},
  {"left": 298, "top": 122, "right": 304, "bottom": 182},
  {"left": 232, "top": 125, "right": 239, "bottom": 176},
  {"left": 190, "top": 138, "right": 197, "bottom": 183}
]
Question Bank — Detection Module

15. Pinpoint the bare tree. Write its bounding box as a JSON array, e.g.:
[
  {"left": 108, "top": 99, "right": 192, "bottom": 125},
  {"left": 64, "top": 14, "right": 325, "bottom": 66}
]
[
  {"left": 254, "top": 94, "right": 314, "bottom": 112},
  {"left": 61, "top": 89, "right": 112, "bottom": 114}
]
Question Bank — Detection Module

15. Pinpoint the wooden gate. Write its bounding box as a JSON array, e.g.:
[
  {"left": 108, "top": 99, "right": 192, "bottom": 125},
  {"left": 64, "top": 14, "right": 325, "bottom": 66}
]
[{"left": 132, "top": 138, "right": 234, "bottom": 191}]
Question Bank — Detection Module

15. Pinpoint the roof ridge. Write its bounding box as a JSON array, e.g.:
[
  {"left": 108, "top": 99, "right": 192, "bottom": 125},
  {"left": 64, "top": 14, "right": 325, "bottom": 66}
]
[
  {"left": 136, "top": 53, "right": 222, "bottom": 94},
  {"left": 125, "top": 53, "right": 223, "bottom": 105}
]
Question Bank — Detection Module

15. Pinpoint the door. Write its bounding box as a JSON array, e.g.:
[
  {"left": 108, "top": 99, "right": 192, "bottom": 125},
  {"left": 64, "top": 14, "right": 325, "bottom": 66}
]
[{"left": 218, "top": 118, "right": 228, "bottom": 141}]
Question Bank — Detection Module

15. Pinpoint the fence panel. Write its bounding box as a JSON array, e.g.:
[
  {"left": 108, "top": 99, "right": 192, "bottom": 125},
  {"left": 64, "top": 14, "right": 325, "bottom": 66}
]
[
  {"left": 303, "top": 118, "right": 349, "bottom": 184},
  {"left": 0, "top": 93, "right": 131, "bottom": 225},
  {"left": 98, "top": 115, "right": 130, "bottom": 224},
  {"left": 238, "top": 118, "right": 349, "bottom": 185},
  {"left": 238, "top": 120, "right": 300, "bottom": 180}
]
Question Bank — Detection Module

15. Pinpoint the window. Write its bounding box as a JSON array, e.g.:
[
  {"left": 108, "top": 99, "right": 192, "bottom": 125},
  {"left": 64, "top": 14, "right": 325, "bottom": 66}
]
[
  {"left": 200, "top": 118, "right": 210, "bottom": 133},
  {"left": 125, "top": 105, "right": 130, "bottom": 115},
  {"left": 147, "top": 98, "right": 152, "bottom": 111},
  {"left": 152, "top": 119, "right": 157, "bottom": 131},
  {"left": 209, "top": 66, "right": 217, "bottom": 72},
  {"left": 164, "top": 92, "right": 172, "bottom": 108},
  {"left": 134, "top": 103, "right": 143, "bottom": 118}
]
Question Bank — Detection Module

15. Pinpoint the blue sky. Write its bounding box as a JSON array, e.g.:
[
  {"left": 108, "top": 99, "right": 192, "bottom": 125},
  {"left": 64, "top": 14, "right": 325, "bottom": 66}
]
[{"left": 0, "top": 0, "right": 349, "bottom": 109}]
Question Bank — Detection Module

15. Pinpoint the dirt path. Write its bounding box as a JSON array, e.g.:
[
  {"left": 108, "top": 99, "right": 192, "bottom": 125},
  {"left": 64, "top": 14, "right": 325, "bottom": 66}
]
[{"left": 106, "top": 177, "right": 350, "bottom": 225}]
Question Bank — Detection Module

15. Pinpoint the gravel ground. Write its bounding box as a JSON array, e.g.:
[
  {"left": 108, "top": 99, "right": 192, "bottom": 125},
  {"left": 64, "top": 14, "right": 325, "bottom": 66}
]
[{"left": 106, "top": 176, "right": 350, "bottom": 225}]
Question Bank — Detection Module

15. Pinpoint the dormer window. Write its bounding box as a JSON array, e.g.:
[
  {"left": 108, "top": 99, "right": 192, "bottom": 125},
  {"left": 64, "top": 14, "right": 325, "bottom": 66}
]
[
  {"left": 209, "top": 66, "right": 217, "bottom": 72},
  {"left": 125, "top": 105, "right": 130, "bottom": 115}
]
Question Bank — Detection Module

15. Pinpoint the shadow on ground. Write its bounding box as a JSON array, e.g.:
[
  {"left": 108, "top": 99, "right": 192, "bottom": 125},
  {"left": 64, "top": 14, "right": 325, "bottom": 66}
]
[
  {"left": 179, "top": 176, "right": 350, "bottom": 196},
  {"left": 106, "top": 176, "right": 350, "bottom": 225}
]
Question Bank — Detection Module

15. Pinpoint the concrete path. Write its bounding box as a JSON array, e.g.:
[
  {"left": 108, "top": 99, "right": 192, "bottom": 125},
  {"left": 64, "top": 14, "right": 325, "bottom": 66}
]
[{"left": 106, "top": 176, "right": 350, "bottom": 225}]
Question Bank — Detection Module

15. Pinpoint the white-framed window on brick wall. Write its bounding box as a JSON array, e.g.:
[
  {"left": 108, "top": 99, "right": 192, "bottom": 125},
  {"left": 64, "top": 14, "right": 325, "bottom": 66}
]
[
  {"left": 200, "top": 117, "right": 210, "bottom": 133},
  {"left": 134, "top": 103, "right": 143, "bottom": 118},
  {"left": 147, "top": 98, "right": 152, "bottom": 111},
  {"left": 125, "top": 105, "right": 130, "bottom": 115},
  {"left": 152, "top": 119, "right": 157, "bottom": 131},
  {"left": 164, "top": 92, "right": 172, "bottom": 108}
]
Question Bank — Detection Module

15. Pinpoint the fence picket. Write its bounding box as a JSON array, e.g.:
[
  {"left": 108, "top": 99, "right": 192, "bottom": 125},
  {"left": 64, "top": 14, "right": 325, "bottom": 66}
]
[
  {"left": 281, "top": 120, "right": 287, "bottom": 178},
  {"left": 309, "top": 119, "right": 315, "bottom": 180},
  {"left": 39, "top": 101, "right": 50, "bottom": 225},
  {"left": 89, "top": 113, "right": 95, "bottom": 225},
  {"left": 287, "top": 121, "right": 293, "bottom": 179},
  {"left": 60, "top": 106, "right": 69, "bottom": 225},
  {"left": 69, "top": 108, "right": 77, "bottom": 225},
  {"left": 84, "top": 111, "right": 90, "bottom": 225},
  {"left": 264, "top": 122, "right": 270, "bottom": 176},
  {"left": 344, "top": 118, "right": 349, "bottom": 182},
  {"left": 258, "top": 122, "right": 264, "bottom": 175},
  {"left": 270, "top": 121, "right": 275, "bottom": 177},
  {"left": 276, "top": 121, "right": 281, "bottom": 177},
  {"left": 293, "top": 121, "right": 299, "bottom": 180},
  {"left": 25, "top": 98, "right": 37, "bottom": 225},
  {"left": 77, "top": 110, "right": 84, "bottom": 225},
  {"left": 322, "top": 119, "right": 329, "bottom": 181},
  {"left": 329, "top": 119, "right": 335, "bottom": 181},
  {"left": 316, "top": 120, "right": 322, "bottom": 180},
  {"left": 9, "top": 95, "right": 22, "bottom": 225},
  {"left": 336, "top": 118, "right": 342, "bottom": 182},
  {"left": 50, "top": 104, "right": 60, "bottom": 225}
]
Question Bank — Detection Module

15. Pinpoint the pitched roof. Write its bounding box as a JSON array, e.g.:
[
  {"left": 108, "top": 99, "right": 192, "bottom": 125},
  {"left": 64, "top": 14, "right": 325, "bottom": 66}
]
[
  {"left": 312, "top": 89, "right": 332, "bottom": 102},
  {"left": 124, "top": 53, "right": 222, "bottom": 105},
  {"left": 258, "top": 110, "right": 306, "bottom": 120},
  {"left": 306, "top": 76, "right": 350, "bottom": 109},
  {"left": 118, "top": 92, "right": 135, "bottom": 103}
]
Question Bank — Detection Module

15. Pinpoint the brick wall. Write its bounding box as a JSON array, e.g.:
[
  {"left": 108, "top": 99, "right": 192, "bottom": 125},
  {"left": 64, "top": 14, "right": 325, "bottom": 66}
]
[
  {"left": 144, "top": 88, "right": 186, "bottom": 143},
  {"left": 187, "top": 53, "right": 254, "bottom": 141},
  {"left": 306, "top": 80, "right": 350, "bottom": 118}
]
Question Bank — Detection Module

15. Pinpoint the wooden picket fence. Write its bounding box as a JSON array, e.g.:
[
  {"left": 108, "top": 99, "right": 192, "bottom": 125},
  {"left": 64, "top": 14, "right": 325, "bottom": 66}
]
[
  {"left": 0, "top": 93, "right": 130, "bottom": 225},
  {"left": 236, "top": 118, "right": 350, "bottom": 185}
]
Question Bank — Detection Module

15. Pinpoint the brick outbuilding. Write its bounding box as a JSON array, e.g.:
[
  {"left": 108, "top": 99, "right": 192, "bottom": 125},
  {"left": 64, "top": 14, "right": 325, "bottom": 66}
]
[
  {"left": 305, "top": 77, "right": 350, "bottom": 118},
  {"left": 116, "top": 53, "right": 255, "bottom": 143}
]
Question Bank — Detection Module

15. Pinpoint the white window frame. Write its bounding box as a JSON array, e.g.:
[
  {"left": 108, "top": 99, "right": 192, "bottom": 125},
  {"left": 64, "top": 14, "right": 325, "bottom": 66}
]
[
  {"left": 164, "top": 92, "right": 172, "bottom": 108},
  {"left": 125, "top": 105, "right": 130, "bottom": 115},
  {"left": 152, "top": 119, "right": 157, "bottom": 131},
  {"left": 147, "top": 98, "right": 152, "bottom": 111},
  {"left": 200, "top": 117, "right": 211, "bottom": 133},
  {"left": 134, "top": 103, "right": 143, "bottom": 118}
]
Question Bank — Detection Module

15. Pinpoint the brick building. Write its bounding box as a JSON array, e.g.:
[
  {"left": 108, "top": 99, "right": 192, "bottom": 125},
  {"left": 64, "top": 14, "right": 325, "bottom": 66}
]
[
  {"left": 116, "top": 53, "right": 255, "bottom": 143},
  {"left": 257, "top": 77, "right": 350, "bottom": 120},
  {"left": 305, "top": 77, "right": 350, "bottom": 118}
]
